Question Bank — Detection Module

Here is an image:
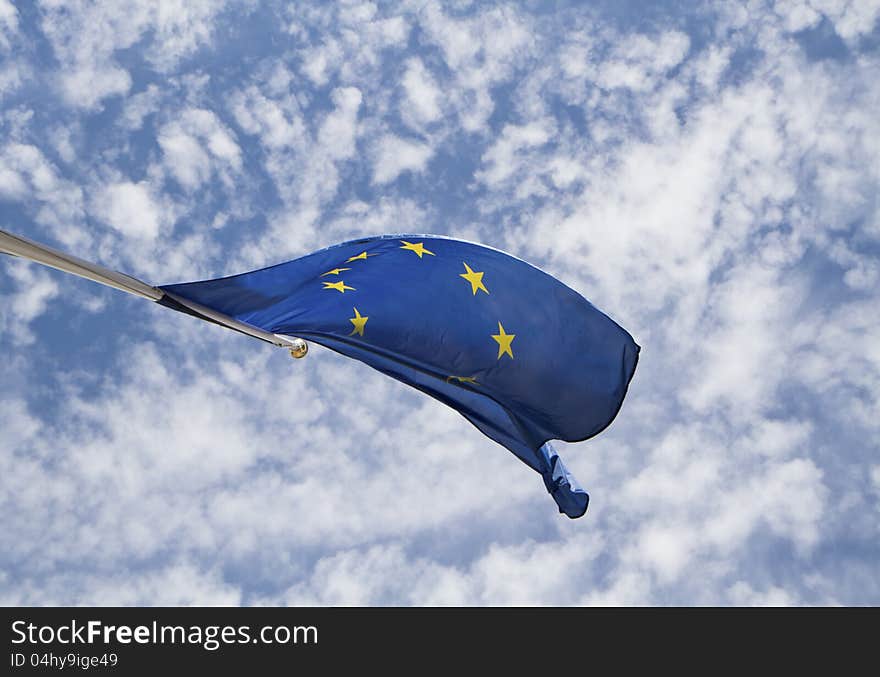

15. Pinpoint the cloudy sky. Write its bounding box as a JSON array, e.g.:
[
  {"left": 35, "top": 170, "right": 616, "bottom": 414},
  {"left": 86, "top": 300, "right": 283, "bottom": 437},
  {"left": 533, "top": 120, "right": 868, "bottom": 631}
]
[{"left": 1, "top": 0, "right": 879, "bottom": 605}]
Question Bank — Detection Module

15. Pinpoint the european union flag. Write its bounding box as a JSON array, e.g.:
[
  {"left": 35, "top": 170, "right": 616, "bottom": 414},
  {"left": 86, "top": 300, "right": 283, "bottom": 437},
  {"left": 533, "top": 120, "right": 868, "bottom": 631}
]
[{"left": 161, "top": 235, "right": 639, "bottom": 518}]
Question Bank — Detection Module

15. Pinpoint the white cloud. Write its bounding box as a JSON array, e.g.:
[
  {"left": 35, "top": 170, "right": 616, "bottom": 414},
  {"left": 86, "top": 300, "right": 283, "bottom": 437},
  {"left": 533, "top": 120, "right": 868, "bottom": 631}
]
[
  {"left": 2, "top": 563, "right": 242, "bottom": 606},
  {"left": 0, "top": 398, "right": 40, "bottom": 452},
  {"left": 158, "top": 108, "right": 242, "bottom": 191},
  {"left": 300, "top": 41, "right": 344, "bottom": 87},
  {"left": 681, "top": 263, "right": 807, "bottom": 416},
  {"left": 401, "top": 58, "right": 442, "bottom": 127},
  {"left": 38, "top": 0, "right": 146, "bottom": 109},
  {"left": 270, "top": 536, "right": 607, "bottom": 605},
  {"left": 230, "top": 85, "right": 305, "bottom": 150},
  {"left": 0, "top": 60, "right": 25, "bottom": 100},
  {"left": 220, "top": 82, "right": 368, "bottom": 267},
  {"left": 828, "top": 240, "right": 880, "bottom": 291},
  {"left": 90, "top": 181, "right": 165, "bottom": 240},
  {"left": 871, "top": 466, "right": 880, "bottom": 493},
  {"left": 38, "top": 0, "right": 236, "bottom": 110},
  {"left": 321, "top": 197, "right": 429, "bottom": 242},
  {"left": 793, "top": 299, "right": 880, "bottom": 433},
  {"left": 372, "top": 134, "right": 433, "bottom": 185},
  {"left": 418, "top": 3, "right": 534, "bottom": 132},
  {"left": 317, "top": 87, "right": 363, "bottom": 161},
  {"left": 276, "top": 545, "right": 450, "bottom": 605},
  {"left": 726, "top": 581, "right": 797, "bottom": 606},
  {"left": 634, "top": 524, "right": 697, "bottom": 583},
  {"left": 773, "top": 0, "right": 880, "bottom": 42},
  {"left": 49, "top": 126, "right": 77, "bottom": 165},
  {"left": 593, "top": 31, "right": 690, "bottom": 92},
  {"left": 294, "top": 5, "right": 409, "bottom": 88},
  {"left": 120, "top": 85, "right": 162, "bottom": 131},
  {"left": 0, "top": 259, "right": 60, "bottom": 345},
  {"left": 146, "top": 0, "right": 230, "bottom": 72},
  {"left": 476, "top": 120, "right": 554, "bottom": 187},
  {"left": 0, "top": 0, "right": 18, "bottom": 51},
  {"left": 0, "top": 142, "right": 87, "bottom": 246},
  {"left": 0, "top": 333, "right": 547, "bottom": 603}
]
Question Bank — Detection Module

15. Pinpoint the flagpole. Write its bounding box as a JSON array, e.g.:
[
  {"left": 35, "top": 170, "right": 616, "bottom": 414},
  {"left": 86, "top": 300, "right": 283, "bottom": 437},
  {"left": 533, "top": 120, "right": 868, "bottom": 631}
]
[{"left": 0, "top": 227, "right": 306, "bottom": 354}]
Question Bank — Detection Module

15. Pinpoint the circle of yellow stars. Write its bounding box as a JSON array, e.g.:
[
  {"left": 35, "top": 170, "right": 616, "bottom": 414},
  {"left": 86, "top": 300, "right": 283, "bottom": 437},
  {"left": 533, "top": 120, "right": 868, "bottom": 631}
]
[{"left": 318, "top": 239, "right": 516, "bottom": 384}]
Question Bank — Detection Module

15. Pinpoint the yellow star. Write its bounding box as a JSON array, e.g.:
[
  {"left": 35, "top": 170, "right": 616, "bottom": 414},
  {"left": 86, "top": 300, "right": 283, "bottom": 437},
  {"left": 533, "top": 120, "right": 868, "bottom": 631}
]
[
  {"left": 446, "top": 375, "right": 479, "bottom": 385},
  {"left": 322, "top": 280, "right": 355, "bottom": 293},
  {"left": 349, "top": 307, "right": 368, "bottom": 336},
  {"left": 459, "top": 262, "right": 489, "bottom": 295},
  {"left": 400, "top": 240, "right": 435, "bottom": 258},
  {"left": 346, "top": 251, "right": 375, "bottom": 263},
  {"left": 321, "top": 267, "right": 351, "bottom": 276},
  {"left": 491, "top": 322, "right": 515, "bottom": 360}
]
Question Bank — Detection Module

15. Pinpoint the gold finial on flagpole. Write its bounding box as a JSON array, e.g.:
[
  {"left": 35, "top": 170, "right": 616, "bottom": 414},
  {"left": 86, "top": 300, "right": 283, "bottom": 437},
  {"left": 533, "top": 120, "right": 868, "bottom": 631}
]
[{"left": 288, "top": 337, "right": 308, "bottom": 359}]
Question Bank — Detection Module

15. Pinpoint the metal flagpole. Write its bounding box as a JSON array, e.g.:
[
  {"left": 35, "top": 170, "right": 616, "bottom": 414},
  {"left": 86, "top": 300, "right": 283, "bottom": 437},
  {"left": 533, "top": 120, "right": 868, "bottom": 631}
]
[{"left": 0, "top": 228, "right": 308, "bottom": 357}]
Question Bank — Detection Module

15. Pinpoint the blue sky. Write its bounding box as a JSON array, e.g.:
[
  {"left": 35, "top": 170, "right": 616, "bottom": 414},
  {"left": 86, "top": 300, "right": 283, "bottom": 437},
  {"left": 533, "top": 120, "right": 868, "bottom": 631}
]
[{"left": 1, "top": 0, "right": 879, "bottom": 605}]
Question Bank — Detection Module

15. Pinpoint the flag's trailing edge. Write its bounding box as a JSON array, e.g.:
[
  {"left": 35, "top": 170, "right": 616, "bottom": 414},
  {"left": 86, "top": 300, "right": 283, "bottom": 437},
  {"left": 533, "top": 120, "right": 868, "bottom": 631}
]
[{"left": 160, "top": 234, "right": 640, "bottom": 518}]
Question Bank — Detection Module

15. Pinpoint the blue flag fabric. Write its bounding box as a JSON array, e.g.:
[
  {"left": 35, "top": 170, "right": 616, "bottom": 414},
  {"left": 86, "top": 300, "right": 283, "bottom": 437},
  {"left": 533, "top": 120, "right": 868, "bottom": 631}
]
[{"left": 160, "top": 235, "right": 639, "bottom": 518}]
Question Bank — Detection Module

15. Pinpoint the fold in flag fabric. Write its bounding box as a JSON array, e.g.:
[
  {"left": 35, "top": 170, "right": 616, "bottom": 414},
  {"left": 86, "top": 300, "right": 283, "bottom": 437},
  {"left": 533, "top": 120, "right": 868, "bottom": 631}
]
[{"left": 160, "top": 235, "right": 639, "bottom": 518}]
